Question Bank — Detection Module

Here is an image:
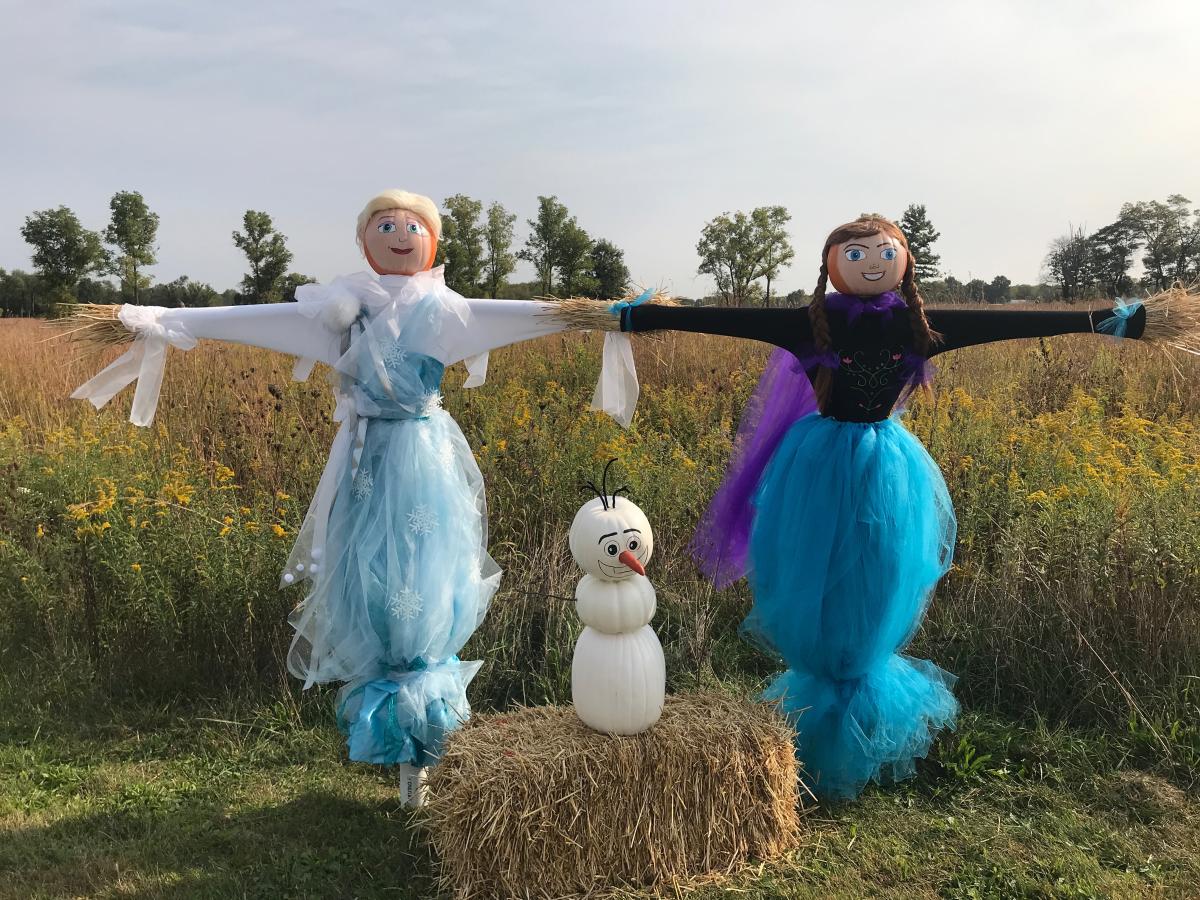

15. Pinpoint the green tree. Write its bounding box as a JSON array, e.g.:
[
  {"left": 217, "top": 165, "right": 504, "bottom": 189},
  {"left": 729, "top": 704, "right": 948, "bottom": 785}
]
[
  {"left": 1118, "top": 195, "right": 1200, "bottom": 290},
  {"left": 142, "top": 276, "right": 219, "bottom": 308},
  {"left": 232, "top": 211, "right": 293, "bottom": 304},
  {"left": 441, "top": 194, "right": 485, "bottom": 295},
  {"left": 1089, "top": 220, "right": 1136, "bottom": 297},
  {"left": 898, "top": 204, "right": 942, "bottom": 281},
  {"left": 518, "top": 196, "right": 570, "bottom": 295},
  {"left": 280, "top": 273, "right": 317, "bottom": 303},
  {"left": 555, "top": 220, "right": 593, "bottom": 296},
  {"left": 964, "top": 278, "right": 989, "bottom": 302},
  {"left": 0, "top": 269, "right": 48, "bottom": 317},
  {"left": 104, "top": 190, "right": 159, "bottom": 304},
  {"left": 1044, "top": 226, "right": 1097, "bottom": 301},
  {"left": 482, "top": 202, "right": 517, "bottom": 299},
  {"left": 756, "top": 206, "right": 794, "bottom": 307},
  {"left": 984, "top": 275, "right": 1011, "bottom": 304},
  {"left": 589, "top": 239, "right": 630, "bottom": 299},
  {"left": 20, "top": 206, "right": 108, "bottom": 298},
  {"left": 697, "top": 206, "right": 794, "bottom": 307}
]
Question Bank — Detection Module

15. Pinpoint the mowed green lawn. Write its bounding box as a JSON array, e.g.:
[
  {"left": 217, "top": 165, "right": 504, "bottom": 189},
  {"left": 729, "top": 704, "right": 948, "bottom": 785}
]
[{"left": 3, "top": 688, "right": 1197, "bottom": 900}]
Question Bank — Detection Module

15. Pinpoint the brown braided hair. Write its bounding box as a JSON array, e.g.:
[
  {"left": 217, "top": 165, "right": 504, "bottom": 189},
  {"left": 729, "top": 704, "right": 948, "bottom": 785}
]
[{"left": 807, "top": 215, "right": 939, "bottom": 412}]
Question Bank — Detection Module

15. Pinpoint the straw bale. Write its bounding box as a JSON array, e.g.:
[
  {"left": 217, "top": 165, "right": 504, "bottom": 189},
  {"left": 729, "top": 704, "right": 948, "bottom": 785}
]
[{"left": 422, "top": 692, "right": 805, "bottom": 899}]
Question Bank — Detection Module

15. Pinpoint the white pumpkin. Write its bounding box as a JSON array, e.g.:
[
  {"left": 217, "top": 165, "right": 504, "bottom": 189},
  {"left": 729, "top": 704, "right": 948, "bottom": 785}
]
[
  {"left": 568, "top": 489, "right": 665, "bottom": 734},
  {"left": 568, "top": 495, "right": 653, "bottom": 581},
  {"left": 575, "top": 574, "right": 656, "bottom": 634},
  {"left": 571, "top": 625, "right": 666, "bottom": 734}
]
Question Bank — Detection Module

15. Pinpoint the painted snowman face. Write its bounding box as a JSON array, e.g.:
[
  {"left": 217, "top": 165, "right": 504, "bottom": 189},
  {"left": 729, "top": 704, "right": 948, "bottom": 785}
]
[
  {"left": 569, "top": 496, "right": 653, "bottom": 581},
  {"left": 827, "top": 232, "right": 908, "bottom": 296},
  {"left": 362, "top": 208, "right": 436, "bottom": 276}
]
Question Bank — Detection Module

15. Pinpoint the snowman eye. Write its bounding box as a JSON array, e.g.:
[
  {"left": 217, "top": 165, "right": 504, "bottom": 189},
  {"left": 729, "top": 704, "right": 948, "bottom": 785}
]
[
  {"left": 845, "top": 248, "right": 865, "bottom": 262},
  {"left": 378, "top": 221, "right": 396, "bottom": 233},
  {"left": 627, "top": 538, "right": 639, "bottom": 552},
  {"left": 407, "top": 222, "right": 421, "bottom": 234},
  {"left": 881, "top": 247, "right": 897, "bottom": 261},
  {"left": 604, "top": 542, "right": 619, "bottom": 556}
]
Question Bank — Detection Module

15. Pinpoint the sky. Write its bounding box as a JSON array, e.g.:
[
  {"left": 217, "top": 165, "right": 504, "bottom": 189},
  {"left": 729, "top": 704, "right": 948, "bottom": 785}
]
[{"left": 2, "top": 0, "right": 1198, "bottom": 298}]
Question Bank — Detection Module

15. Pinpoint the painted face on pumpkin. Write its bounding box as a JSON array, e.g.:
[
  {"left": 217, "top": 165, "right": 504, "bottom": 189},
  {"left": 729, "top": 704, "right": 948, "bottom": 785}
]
[
  {"left": 568, "top": 497, "right": 654, "bottom": 581},
  {"left": 362, "top": 209, "right": 435, "bottom": 276},
  {"left": 827, "top": 232, "right": 908, "bottom": 296}
]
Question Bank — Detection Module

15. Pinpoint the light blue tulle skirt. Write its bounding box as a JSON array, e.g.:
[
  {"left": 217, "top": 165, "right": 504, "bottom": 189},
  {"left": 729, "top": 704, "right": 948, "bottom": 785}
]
[
  {"left": 290, "top": 404, "right": 500, "bottom": 767},
  {"left": 746, "top": 413, "right": 958, "bottom": 800}
]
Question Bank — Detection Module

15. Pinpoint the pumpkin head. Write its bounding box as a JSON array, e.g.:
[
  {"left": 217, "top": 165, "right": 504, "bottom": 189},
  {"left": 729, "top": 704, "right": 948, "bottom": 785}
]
[
  {"left": 568, "top": 495, "right": 653, "bottom": 581},
  {"left": 356, "top": 190, "right": 442, "bottom": 276},
  {"left": 362, "top": 208, "right": 437, "bottom": 275},
  {"left": 824, "top": 216, "right": 910, "bottom": 296}
]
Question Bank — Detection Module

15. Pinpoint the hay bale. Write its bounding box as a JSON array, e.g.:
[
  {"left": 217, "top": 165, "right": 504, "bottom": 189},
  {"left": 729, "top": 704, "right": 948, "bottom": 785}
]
[{"left": 423, "top": 692, "right": 805, "bottom": 899}]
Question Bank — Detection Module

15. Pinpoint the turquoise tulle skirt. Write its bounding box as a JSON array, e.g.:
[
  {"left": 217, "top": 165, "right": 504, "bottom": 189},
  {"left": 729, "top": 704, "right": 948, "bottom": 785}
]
[{"left": 746, "top": 414, "right": 958, "bottom": 800}]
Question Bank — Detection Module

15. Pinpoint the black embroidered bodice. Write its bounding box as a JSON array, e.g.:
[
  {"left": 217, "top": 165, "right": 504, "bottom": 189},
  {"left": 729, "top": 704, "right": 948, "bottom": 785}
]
[{"left": 621, "top": 302, "right": 1145, "bottom": 424}]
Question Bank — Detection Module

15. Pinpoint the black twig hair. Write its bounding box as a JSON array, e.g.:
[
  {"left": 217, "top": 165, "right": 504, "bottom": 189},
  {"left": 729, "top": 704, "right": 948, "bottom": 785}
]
[{"left": 581, "top": 458, "right": 629, "bottom": 509}]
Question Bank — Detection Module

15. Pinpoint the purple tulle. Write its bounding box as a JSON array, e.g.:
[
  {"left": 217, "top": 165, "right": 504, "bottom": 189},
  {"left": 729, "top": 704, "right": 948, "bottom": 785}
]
[
  {"left": 690, "top": 346, "right": 821, "bottom": 588},
  {"left": 824, "top": 290, "right": 907, "bottom": 324}
]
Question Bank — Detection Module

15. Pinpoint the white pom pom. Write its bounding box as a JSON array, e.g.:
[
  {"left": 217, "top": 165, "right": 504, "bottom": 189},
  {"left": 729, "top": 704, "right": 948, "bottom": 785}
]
[
  {"left": 296, "top": 563, "right": 305, "bottom": 573},
  {"left": 309, "top": 563, "right": 320, "bottom": 574},
  {"left": 321, "top": 293, "right": 362, "bottom": 332},
  {"left": 311, "top": 547, "right": 323, "bottom": 561},
  {"left": 283, "top": 573, "right": 295, "bottom": 585}
]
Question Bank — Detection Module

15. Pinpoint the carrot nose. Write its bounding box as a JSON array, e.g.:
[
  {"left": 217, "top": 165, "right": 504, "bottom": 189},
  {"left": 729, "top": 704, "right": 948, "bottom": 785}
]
[{"left": 618, "top": 550, "right": 645, "bottom": 576}]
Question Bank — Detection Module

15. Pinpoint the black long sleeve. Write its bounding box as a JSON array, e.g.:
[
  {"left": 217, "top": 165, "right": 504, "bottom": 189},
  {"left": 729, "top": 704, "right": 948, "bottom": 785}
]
[
  {"left": 928, "top": 305, "right": 1146, "bottom": 355},
  {"left": 622, "top": 304, "right": 813, "bottom": 353}
]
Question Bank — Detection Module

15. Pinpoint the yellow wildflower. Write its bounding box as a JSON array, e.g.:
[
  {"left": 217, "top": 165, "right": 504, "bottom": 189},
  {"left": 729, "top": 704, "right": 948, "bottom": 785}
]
[
  {"left": 35, "top": 523, "right": 44, "bottom": 539},
  {"left": 130, "top": 563, "right": 141, "bottom": 573},
  {"left": 271, "top": 524, "right": 287, "bottom": 538}
]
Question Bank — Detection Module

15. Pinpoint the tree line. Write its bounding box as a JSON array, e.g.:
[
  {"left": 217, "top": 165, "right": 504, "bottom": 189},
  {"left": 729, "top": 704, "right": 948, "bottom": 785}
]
[
  {"left": 3, "top": 192, "right": 632, "bottom": 317},
  {"left": 6, "top": 192, "right": 1198, "bottom": 317}
]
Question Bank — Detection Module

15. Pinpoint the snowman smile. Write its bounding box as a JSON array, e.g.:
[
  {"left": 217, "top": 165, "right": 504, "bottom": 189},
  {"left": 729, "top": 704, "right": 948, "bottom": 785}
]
[{"left": 598, "top": 551, "right": 646, "bottom": 579}]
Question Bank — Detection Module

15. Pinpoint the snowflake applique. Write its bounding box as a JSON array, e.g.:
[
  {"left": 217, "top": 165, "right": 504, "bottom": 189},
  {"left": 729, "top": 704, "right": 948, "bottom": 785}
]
[
  {"left": 387, "top": 588, "right": 423, "bottom": 621},
  {"left": 437, "top": 439, "right": 457, "bottom": 473},
  {"left": 420, "top": 390, "right": 443, "bottom": 417},
  {"left": 383, "top": 340, "right": 409, "bottom": 368},
  {"left": 352, "top": 469, "right": 374, "bottom": 501},
  {"left": 407, "top": 504, "right": 438, "bottom": 536}
]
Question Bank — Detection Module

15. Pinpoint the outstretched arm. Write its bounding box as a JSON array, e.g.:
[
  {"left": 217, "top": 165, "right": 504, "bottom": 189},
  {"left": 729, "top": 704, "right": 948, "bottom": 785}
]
[
  {"left": 152, "top": 303, "right": 345, "bottom": 364},
  {"left": 70, "top": 301, "right": 345, "bottom": 426},
  {"left": 443, "top": 299, "right": 569, "bottom": 363},
  {"left": 621, "top": 304, "right": 813, "bottom": 353},
  {"left": 927, "top": 304, "right": 1147, "bottom": 355}
]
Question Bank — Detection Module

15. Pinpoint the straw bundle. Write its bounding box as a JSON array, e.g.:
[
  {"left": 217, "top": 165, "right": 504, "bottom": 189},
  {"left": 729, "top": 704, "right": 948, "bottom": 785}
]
[
  {"left": 52, "top": 303, "right": 132, "bottom": 350},
  {"left": 1139, "top": 281, "right": 1200, "bottom": 356},
  {"left": 542, "top": 290, "right": 675, "bottom": 334},
  {"left": 422, "top": 692, "right": 805, "bottom": 899}
]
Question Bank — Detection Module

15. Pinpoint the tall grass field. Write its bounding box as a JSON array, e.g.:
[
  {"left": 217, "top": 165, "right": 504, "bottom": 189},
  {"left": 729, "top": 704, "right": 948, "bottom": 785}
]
[{"left": 1, "top": 314, "right": 1198, "bottom": 898}]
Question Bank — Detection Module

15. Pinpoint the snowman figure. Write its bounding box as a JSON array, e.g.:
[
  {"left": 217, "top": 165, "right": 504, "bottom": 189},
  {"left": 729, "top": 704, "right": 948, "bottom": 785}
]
[{"left": 568, "top": 462, "right": 666, "bottom": 735}]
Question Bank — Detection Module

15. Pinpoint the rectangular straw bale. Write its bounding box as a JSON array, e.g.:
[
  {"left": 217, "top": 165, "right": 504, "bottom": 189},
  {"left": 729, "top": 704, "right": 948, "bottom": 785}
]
[{"left": 422, "top": 692, "right": 804, "bottom": 899}]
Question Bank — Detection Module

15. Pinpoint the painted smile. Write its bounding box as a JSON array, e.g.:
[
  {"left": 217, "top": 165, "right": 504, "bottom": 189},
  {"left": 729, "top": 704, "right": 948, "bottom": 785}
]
[
  {"left": 390, "top": 247, "right": 414, "bottom": 255},
  {"left": 861, "top": 272, "right": 885, "bottom": 281},
  {"left": 598, "top": 553, "right": 646, "bottom": 578}
]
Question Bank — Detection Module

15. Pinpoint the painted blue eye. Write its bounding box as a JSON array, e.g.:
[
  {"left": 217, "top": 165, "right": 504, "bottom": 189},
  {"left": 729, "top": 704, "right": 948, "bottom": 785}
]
[
  {"left": 407, "top": 222, "right": 421, "bottom": 234},
  {"left": 845, "top": 248, "right": 865, "bottom": 262},
  {"left": 378, "top": 222, "right": 396, "bottom": 233},
  {"left": 881, "top": 248, "right": 897, "bottom": 261}
]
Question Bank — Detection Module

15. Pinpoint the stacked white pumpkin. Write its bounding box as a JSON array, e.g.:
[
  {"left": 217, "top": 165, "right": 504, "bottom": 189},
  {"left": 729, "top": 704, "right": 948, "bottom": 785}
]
[{"left": 568, "top": 483, "right": 666, "bottom": 735}]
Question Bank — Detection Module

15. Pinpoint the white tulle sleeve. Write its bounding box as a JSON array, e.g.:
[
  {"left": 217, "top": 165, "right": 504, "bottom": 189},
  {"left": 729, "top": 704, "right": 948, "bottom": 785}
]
[
  {"left": 440, "top": 299, "right": 639, "bottom": 427},
  {"left": 71, "top": 302, "right": 346, "bottom": 427}
]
